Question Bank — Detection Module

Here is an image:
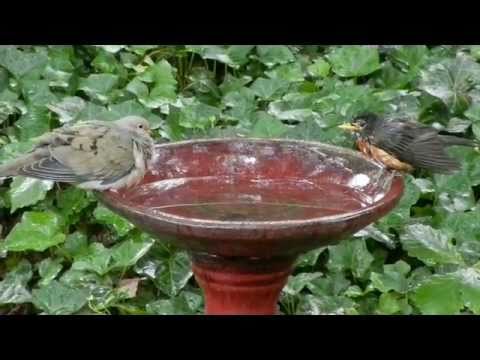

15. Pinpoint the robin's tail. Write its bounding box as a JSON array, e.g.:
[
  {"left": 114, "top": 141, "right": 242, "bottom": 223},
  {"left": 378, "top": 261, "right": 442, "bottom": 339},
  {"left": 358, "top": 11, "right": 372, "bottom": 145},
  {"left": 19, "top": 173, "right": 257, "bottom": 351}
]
[{"left": 439, "top": 135, "right": 478, "bottom": 148}]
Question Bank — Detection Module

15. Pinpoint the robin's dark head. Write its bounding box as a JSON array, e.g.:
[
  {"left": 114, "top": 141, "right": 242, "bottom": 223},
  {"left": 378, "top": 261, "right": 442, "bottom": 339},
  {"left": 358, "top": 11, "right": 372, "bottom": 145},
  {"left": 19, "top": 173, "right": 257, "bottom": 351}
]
[{"left": 339, "top": 113, "right": 380, "bottom": 137}]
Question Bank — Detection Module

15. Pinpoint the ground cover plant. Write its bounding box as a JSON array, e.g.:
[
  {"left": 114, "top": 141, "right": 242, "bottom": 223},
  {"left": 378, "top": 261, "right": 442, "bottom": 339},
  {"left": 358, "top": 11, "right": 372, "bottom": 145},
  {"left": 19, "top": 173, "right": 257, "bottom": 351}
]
[{"left": 1, "top": 45, "right": 480, "bottom": 315}]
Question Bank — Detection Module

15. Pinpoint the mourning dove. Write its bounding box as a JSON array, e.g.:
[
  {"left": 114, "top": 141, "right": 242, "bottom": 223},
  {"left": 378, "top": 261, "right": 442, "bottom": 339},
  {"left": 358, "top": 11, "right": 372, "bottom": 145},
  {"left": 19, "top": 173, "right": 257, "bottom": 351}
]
[{"left": 0, "top": 116, "right": 154, "bottom": 190}]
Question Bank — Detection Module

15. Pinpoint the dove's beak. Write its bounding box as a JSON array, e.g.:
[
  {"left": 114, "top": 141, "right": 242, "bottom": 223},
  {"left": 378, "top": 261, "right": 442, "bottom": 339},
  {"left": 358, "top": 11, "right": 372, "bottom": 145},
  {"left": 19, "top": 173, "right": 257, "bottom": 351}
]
[{"left": 338, "top": 123, "right": 361, "bottom": 132}]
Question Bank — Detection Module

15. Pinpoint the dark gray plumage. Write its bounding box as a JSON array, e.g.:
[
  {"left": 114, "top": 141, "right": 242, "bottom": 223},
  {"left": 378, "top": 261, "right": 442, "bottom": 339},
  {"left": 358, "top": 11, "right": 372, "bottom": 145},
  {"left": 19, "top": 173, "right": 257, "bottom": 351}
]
[{"left": 345, "top": 113, "right": 477, "bottom": 174}]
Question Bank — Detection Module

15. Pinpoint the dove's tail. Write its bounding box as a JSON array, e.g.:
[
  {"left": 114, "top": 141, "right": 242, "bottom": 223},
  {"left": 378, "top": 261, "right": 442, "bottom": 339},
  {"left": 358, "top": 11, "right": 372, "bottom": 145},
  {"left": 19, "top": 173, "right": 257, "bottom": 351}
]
[
  {"left": 0, "top": 153, "right": 42, "bottom": 178},
  {"left": 0, "top": 162, "right": 23, "bottom": 178}
]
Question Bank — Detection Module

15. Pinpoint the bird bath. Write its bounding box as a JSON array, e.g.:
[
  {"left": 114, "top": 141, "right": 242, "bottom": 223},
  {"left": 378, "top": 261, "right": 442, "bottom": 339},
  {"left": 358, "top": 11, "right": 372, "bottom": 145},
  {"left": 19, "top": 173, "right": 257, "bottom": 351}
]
[{"left": 98, "top": 138, "right": 404, "bottom": 315}]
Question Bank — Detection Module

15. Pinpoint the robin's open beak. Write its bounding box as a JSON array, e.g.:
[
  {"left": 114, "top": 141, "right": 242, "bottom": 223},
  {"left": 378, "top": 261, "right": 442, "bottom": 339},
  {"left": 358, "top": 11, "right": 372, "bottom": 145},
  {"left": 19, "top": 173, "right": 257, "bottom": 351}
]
[{"left": 338, "top": 123, "right": 361, "bottom": 132}]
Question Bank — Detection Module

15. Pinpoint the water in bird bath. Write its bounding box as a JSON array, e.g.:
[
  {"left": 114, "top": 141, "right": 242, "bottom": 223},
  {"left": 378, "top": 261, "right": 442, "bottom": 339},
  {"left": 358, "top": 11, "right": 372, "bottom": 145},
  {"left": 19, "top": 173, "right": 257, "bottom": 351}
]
[{"left": 119, "top": 175, "right": 385, "bottom": 222}]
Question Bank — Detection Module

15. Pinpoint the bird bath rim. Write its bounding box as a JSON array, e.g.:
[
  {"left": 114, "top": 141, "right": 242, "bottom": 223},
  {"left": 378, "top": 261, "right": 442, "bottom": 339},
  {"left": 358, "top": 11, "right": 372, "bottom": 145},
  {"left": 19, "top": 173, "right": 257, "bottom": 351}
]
[{"left": 99, "top": 137, "right": 403, "bottom": 231}]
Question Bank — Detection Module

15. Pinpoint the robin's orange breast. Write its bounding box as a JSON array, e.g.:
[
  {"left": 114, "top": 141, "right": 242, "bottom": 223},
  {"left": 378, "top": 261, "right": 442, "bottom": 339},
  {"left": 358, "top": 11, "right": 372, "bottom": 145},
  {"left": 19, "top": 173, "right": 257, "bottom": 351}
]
[{"left": 356, "top": 139, "right": 413, "bottom": 172}]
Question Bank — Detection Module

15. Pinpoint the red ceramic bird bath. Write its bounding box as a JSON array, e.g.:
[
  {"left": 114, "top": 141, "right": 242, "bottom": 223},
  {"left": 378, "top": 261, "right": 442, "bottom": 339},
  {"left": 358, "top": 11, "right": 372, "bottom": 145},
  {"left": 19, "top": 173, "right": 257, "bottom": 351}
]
[{"left": 98, "top": 138, "right": 404, "bottom": 315}]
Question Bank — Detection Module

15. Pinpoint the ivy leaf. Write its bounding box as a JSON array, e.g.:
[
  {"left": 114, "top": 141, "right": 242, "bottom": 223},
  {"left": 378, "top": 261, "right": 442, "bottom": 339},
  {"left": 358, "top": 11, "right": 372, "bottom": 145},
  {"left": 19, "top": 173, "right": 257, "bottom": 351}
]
[
  {"left": 0, "top": 47, "right": 48, "bottom": 78},
  {"left": 283, "top": 272, "right": 323, "bottom": 295},
  {"left": 0, "top": 89, "right": 24, "bottom": 123},
  {"left": 47, "top": 96, "right": 86, "bottom": 123},
  {"left": 95, "top": 45, "right": 126, "bottom": 53},
  {"left": 266, "top": 62, "right": 304, "bottom": 82},
  {"left": 16, "top": 105, "right": 51, "bottom": 140},
  {"left": 72, "top": 243, "right": 112, "bottom": 276},
  {"left": 453, "top": 267, "right": 480, "bottom": 314},
  {"left": 470, "top": 46, "right": 480, "bottom": 60},
  {"left": 327, "top": 46, "right": 381, "bottom": 77},
  {"left": 138, "top": 60, "right": 177, "bottom": 104},
  {"left": 434, "top": 160, "right": 475, "bottom": 213},
  {"left": 110, "top": 236, "right": 155, "bottom": 270},
  {"left": 327, "top": 239, "right": 374, "bottom": 278},
  {"left": 378, "top": 175, "right": 421, "bottom": 231},
  {"left": 21, "top": 79, "right": 58, "bottom": 105},
  {"left": 154, "top": 251, "right": 193, "bottom": 297},
  {"left": 411, "top": 274, "right": 464, "bottom": 314},
  {"left": 314, "top": 82, "right": 385, "bottom": 119},
  {"left": 59, "top": 232, "right": 89, "bottom": 259},
  {"left": 0, "top": 68, "right": 8, "bottom": 92},
  {"left": 250, "top": 77, "right": 288, "bottom": 100},
  {"left": 37, "top": 258, "right": 63, "bottom": 286},
  {"left": 5, "top": 260, "right": 33, "bottom": 285},
  {"left": 2, "top": 211, "right": 66, "bottom": 252},
  {"left": 447, "top": 117, "right": 472, "bottom": 133},
  {"left": 0, "top": 260, "right": 33, "bottom": 304},
  {"left": 107, "top": 100, "right": 164, "bottom": 130},
  {"left": 286, "top": 118, "right": 350, "bottom": 146},
  {"left": 297, "top": 294, "right": 356, "bottom": 315},
  {"left": 256, "top": 46, "right": 295, "bottom": 67},
  {"left": 222, "top": 87, "right": 256, "bottom": 124},
  {"left": 126, "top": 78, "right": 149, "bottom": 99},
  {"left": 177, "top": 102, "right": 221, "bottom": 131},
  {"left": 79, "top": 73, "right": 119, "bottom": 103},
  {"left": 307, "top": 272, "right": 351, "bottom": 297},
  {"left": 186, "top": 45, "right": 253, "bottom": 69},
  {"left": 227, "top": 46, "right": 255, "bottom": 68},
  {"left": 0, "top": 279, "right": 32, "bottom": 304},
  {"left": 56, "top": 187, "right": 93, "bottom": 222},
  {"left": 390, "top": 45, "right": 429, "bottom": 72},
  {"left": 466, "top": 103, "right": 480, "bottom": 141},
  {"left": 419, "top": 54, "right": 480, "bottom": 114},
  {"left": 146, "top": 291, "right": 203, "bottom": 315},
  {"left": 353, "top": 224, "right": 396, "bottom": 249},
  {"left": 376, "top": 292, "right": 412, "bottom": 315},
  {"left": 76, "top": 101, "right": 110, "bottom": 121},
  {"left": 400, "top": 224, "right": 464, "bottom": 266},
  {"left": 251, "top": 112, "right": 288, "bottom": 138},
  {"left": 92, "top": 50, "right": 127, "bottom": 78},
  {"left": 307, "top": 58, "right": 331, "bottom": 78},
  {"left": 295, "top": 248, "right": 326, "bottom": 268},
  {"left": 219, "top": 74, "right": 253, "bottom": 94},
  {"left": 8, "top": 176, "right": 54, "bottom": 213},
  {"left": 370, "top": 260, "right": 411, "bottom": 294},
  {"left": 32, "top": 280, "right": 89, "bottom": 315},
  {"left": 43, "top": 46, "right": 75, "bottom": 88},
  {"left": 93, "top": 205, "right": 134, "bottom": 237},
  {"left": 59, "top": 268, "right": 103, "bottom": 289},
  {"left": 268, "top": 93, "right": 322, "bottom": 124},
  {"left": 441, "top": 210, "right": 480, "bottom": 263}
]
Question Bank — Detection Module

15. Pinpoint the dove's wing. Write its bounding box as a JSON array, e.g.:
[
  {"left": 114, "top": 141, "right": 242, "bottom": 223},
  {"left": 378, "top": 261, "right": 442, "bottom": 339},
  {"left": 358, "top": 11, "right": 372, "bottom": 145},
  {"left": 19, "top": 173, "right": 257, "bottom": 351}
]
[{"left": 17, "top": 123, "right": 137, "bottom": 185}]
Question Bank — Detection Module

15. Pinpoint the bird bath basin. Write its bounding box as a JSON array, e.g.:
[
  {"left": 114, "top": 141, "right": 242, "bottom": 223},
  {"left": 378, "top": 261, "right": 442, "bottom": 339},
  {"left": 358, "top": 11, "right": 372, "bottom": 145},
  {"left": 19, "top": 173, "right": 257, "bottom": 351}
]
[{"left": 98, "top": 138, "right": 404, "bottom": 315}]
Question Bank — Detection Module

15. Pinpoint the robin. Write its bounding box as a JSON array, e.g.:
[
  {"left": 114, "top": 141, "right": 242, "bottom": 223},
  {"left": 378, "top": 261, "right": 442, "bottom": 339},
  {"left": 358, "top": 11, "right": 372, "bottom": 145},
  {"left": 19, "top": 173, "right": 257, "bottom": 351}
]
[{"left": 339, "top": 113, "right": 477, "bottom": 174}]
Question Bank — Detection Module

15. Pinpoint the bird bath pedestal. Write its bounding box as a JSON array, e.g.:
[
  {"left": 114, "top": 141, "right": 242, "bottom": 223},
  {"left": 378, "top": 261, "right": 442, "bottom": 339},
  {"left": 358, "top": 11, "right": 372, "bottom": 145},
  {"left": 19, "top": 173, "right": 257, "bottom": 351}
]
[{"left": 98, "top": 139, "right": 404, "bottom": 315}]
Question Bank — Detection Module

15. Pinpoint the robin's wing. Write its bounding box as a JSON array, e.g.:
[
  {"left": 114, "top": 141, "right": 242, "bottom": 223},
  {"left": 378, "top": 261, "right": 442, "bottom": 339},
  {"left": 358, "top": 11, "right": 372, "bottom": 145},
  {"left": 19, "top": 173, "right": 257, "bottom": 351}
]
[
  {"left": 369, "top": 120, "right": 420, "bottom": 158},
  {"left": 371, "top": 121, "right": 461, "bottom": 173}
]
